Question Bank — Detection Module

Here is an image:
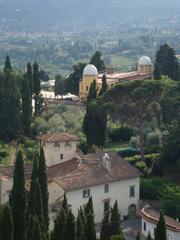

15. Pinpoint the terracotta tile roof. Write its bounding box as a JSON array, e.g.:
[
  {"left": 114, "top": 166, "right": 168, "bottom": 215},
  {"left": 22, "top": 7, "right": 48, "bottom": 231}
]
[
  {"left": 53, "top": 152, "right": 142, "bottom": 191},
  {"left": 37, "top": 132, "right": 78, "bottom": 143},
  {"left": 47, "top": 158, "right": 79, "bottom": 179},
  {"left": 141, "top": 206, "right": 180, "bottom": 232}
]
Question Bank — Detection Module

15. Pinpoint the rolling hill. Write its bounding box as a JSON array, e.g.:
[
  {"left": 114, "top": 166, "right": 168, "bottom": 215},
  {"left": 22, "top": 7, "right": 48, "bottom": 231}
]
[{"left": 0, "top": 0, "right": 180, "bottom": 31}]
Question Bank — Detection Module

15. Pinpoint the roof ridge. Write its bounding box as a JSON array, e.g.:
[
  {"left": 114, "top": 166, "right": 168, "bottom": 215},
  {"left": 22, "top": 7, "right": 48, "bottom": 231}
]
[{"left": 48, "top": 132, "right": 57, "bottom": 141}]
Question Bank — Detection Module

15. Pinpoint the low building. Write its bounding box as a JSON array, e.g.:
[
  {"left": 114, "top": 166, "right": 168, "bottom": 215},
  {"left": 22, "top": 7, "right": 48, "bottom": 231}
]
[
  {"left": 79, "top": 55, "right": 153, "bottom": 101},
  {"left": 141, "top": 205, "right": 180, "bottom": 240}
]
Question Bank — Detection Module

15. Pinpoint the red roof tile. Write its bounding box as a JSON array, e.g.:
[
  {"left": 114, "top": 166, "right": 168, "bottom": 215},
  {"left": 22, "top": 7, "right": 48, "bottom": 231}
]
[
  {"left": 37, "top": 132, "right": 78, "bottom": 143},
  {"left": 53, "top": 152, "right": 142, "bottom": 191}
]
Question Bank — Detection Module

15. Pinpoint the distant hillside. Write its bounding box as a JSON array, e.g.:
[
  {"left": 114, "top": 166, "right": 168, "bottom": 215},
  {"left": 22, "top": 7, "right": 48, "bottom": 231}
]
[{"left": 0, "top": 0, "right": 180, "bottom": 31}]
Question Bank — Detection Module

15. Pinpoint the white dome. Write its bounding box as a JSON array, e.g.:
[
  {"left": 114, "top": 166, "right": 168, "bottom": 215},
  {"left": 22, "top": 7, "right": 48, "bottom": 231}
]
[
  {"left": 83, "top": 64, "right": 98, "bottom": 76},
  {"left": 138, "top": 56, "right": 152, "bottom": 66}
]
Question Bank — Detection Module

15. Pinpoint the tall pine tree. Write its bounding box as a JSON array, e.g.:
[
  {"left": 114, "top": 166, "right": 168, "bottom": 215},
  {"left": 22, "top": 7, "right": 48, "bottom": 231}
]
[
  {"left": 38, "top": 148, "right": 49, "bottom": 230},
  {"left": 4, "top": 56, "right": 12, "bottom": 72},
  {"left": 22, "top": 74, "right": 32, "bottom": 136},
  {"left": 27, "top": 62, "right": 33, "bottom": 95},
  {"left": 100, "top": 211, "right": 110, "bottom": 240},
  {"left": 11, "top": 151, "right": 26, "bottom": 240},
  {"left": 0, "top": 205, "right": 13, "bottom": 240},
  {"left": 147, "top": 231, "right": 152, "bottom": 240},
  {"left": 84, "top": 197, "right": 96, "bottom": 240},
  {"left": 83, "top": 80, "right": 97, "bottom": 146},
  {"left": 110, "top": 201, "right": 121, "bottom": 237},
  {"left": 90, "top": 51, "right": 106, "bottom": 72},
  {"left": 65, "top": 209, "right": 75, "bottom": 240},
  {"left": 31, "top": 215, "right": 43, "bottom": 240},
  {"left": 33, "top": 62, "right": 41, "bottom": 116},
  {"left": 51, "top": 208, "right": 66, "bottom": 240},
  {"left": 99, "top": 74, "right": 108, "bottom": 96},
  {"left": 155, "top": 212, "right": 167, "bottom": 240},
  {"left": 154, "top": 44, "right": 180, "bottom": 81},
  {"left": 76, "top": 210, "right": 84, "bottom": 240},
  {"left": 0, "top": 71, "right": 21, "bottom": 141}
]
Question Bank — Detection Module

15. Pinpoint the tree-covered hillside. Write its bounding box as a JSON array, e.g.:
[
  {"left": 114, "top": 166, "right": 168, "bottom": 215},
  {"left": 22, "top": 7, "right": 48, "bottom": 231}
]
[{"left": 0, "top": 0, "right": 180, "bottom": 31}]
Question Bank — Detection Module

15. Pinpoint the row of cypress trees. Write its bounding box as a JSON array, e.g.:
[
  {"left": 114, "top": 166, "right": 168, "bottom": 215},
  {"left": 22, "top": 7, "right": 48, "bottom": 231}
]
[
  {"left": 0, "top": 56, "right": 42, "bottom": 141},
  {"left": 0, "top": 148, "right": 48, "bottom": 240},
  {"left": 51, "top": 195, "right": 125, "bottom": 240}
]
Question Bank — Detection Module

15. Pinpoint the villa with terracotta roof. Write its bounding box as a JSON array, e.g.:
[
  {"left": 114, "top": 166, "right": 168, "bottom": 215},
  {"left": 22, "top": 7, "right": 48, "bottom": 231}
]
[
  {"left": 141, "top": 205, "right": 180, "bottom": 240},
  {"left": 37, "top": 132, "right": 142, "bottom": 224},
  {"left": 0, "top": 132, "right": 142, "bottom": 227},
  {"left": 79, "top": 55, "right": 153, "bottom": 101}
]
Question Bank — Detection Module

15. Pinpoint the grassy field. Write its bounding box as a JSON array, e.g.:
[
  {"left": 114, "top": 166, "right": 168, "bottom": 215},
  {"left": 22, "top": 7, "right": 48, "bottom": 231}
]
[{"left": 103, "top": 142, "right": 130, "bottom": 152}]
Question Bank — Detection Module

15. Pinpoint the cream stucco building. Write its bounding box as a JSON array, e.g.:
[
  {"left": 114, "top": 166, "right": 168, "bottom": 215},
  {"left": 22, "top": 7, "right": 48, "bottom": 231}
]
[
  {"left": 37, "top": 132, "right": 141, "bottom": 224},
  {"left": 79, "top": 55, "right": 153, "bottom": 101},
  {"left": 0, "top": 132, "right": 142, "bottom": 227},
  {"left": 141, "top": 206, "right": 180, "bottom": 240}
]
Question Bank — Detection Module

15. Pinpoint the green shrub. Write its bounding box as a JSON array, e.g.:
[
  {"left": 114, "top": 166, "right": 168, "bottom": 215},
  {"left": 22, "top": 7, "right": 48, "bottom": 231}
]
[
  {"left": 118, "top": 148, "right": 141, "bottom": 157},
  {"left": 135, "top": 161, "right": 146, "bottom": 173},
  {"left": 0, "top": 150, "right": 8, "bottom": 158},
  {"left": 146, "top": 132, "right": 161, "bottom": 152},
  {"left": 109, "top": 127, "right": 134, "bottom": 142},
  {"left": 130, "top": 136, "right": 139, "bottom": 148}
]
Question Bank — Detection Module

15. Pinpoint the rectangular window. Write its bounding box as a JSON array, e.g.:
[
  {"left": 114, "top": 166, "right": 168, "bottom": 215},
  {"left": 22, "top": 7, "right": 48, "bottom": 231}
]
[
  {"left": 104, "top": 200, "right": 110, "bottom": 214},
  {"left": 129, "top": 186, "right": 135, "bottom": 198},
  {"left": 54, "top": 142, "right": 60, "bottom": 147},
  {"left": 86, "top": 86, "right": 88, "bottom": 91},
  {"left": 60, "top": 154, "right": 63, "bottom": 160},
  {"left": 104, "top": 184, "right": 109, "bottom": 193},
  {"left": 83, "top": 189, "right": 90, "bottom": 198},
  {"left": 143, "top": 222, "right": 146, "bottom": 231}
]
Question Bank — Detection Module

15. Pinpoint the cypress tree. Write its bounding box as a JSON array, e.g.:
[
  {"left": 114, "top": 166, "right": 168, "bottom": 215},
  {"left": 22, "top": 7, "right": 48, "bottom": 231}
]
[
  {"left": 22, "top": 75, "right": 32, "bottom": 136},
  {"left": 65, "top": 209, "right": 75, "bottom": 240},
  {"left": 4, "top": 56, "right": 12, "bottom": 72},
  {"left": 62, "top": 193, "right": 68, "bottom": 210},
  {"left": 76, "top": 210, "right": 84, "bottom": 240},
  {"left": 27, "top": 62, "right": 33, "bottom": 95},
  {"left": 147, "top": 231, "right": 152, "bottom": 240},
  {"left": 33, "top": 62, "right": 41, "bottom": 116},
  {"left": 27, "top": 156, "right": 39, "bottom": 216},
  {"left": 31, "top": 215, "right": 42, "bottom": 240},
  {"left": 84, "top": 197, "right": 96, "bottom": 240},
  {"left": 110, "top": 201, "right": 121, "bottom": 237},
  {"left": 136, "top": 232, "right": 140, "bottom": 240},
  {"left": 155, "top": 211, "right": 167, "bottom": 240},
  {"left": 87, "top": 80, "right": 97, "bottom": 104},
  {"left": 11, "top": 151, "right": 26, "bottom": 240},
  {"left": 99, "top": 74, "right": 108, "bottom": 96},
  {"left": 154, "top": 62, "right": 161, "bottom": 80},
  {"left": 0, "top": 205, "right": 13, "bottom": 240},
  {"left": 1, "top": 71, "right": 21, "bottom": 141},
  {"left": 100, "top": 211, "right": 110, "bottom": 240},
  {"left": 38, "top": 148, "right": 49, "bottom": 229},
  {"left": 51, "top": 208, "right": 66, "bottom": 240},
  {"left": 83, "top": 80, "right": 97, "bottom": 146},
  {"left": 27, "top": 156, "right": 46, "bottom": 240}
]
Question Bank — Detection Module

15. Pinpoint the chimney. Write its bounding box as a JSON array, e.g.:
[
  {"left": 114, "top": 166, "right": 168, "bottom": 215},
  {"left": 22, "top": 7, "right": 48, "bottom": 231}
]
[{"left": 103, "top": 153, "right": 111, "bottom": 171}]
